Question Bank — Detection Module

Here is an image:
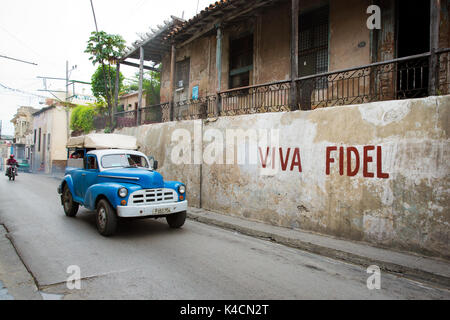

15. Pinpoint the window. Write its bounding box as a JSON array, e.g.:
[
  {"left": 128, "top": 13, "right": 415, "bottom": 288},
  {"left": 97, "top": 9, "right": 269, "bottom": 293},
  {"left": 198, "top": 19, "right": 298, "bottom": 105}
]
[
  {"left": 34, "top": 129, "right": 37, "bottom": 144},
  {"left": 298, "top": 5, "right": 329, "bottom": 77},
  {"left": 101, "top": 154, "right": 149, "bottom": 169},
  {"left": 47, "top": 133, "right": 51, "bottom": 150},
  {"left": 229, "top": 34, "right": 253, "bottom": 89},
  {"left": 176, "top": 58, "right": 190, "bottom": 90},
  {"left": 86, "top": 156, "right": 98, "bottom": 170}
]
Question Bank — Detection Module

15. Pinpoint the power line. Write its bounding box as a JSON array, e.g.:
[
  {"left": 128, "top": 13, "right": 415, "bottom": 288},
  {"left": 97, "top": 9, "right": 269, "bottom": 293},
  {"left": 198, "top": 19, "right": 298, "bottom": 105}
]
[
  {"left": 90, "top": 0, "right": 99, "bottom": 32},
  {"left": 0, "top": 82, "right": 47, "bottom": 99},
  {"left": 0, "top": 54, "right": 37, "bottom": 66},
  {"left": 0, "top": 24, "right": 43, "bottom": 59}
]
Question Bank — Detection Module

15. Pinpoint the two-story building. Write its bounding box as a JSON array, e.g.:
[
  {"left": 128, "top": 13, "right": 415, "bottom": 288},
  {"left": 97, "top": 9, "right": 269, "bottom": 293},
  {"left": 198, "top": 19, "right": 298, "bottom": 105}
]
[
  {"left": 31, "top": 99, "right": 70, "bottom": 175},
  {"left": 118, "top": 0, "right": 449, "bottom": 121}
]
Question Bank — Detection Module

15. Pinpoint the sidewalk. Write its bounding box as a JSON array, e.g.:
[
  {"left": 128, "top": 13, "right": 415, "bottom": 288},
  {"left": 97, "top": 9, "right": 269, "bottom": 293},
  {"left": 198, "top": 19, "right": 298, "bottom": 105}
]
[
  {"left": 0, "top": 225, "right": 41, "bottom": 300},
  {"left": 187, "top": 207, "right": 450, "bottom": 289}
]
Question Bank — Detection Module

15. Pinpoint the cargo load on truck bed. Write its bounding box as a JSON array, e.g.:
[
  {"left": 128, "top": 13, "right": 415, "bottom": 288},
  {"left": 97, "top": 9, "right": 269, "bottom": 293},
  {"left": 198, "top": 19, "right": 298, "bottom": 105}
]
[{"left": 66, "top": 133, "right": 138, "bottom": 150}]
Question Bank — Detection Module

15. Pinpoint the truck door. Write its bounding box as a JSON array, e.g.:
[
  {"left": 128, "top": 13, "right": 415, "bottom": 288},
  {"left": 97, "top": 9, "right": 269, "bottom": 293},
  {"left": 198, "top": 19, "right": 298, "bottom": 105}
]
[{"left": 82, "top": 155, "right": 99, "bottom": 199}]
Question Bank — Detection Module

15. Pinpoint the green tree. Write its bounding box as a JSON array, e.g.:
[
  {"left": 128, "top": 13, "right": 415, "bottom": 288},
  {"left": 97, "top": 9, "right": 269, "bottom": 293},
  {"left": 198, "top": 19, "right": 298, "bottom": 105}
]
[
  {"left": 91, "top": 65, "right": 124, "bottom": 105},
  {"left": 85, "top": 31, "right": 126, "bottom": 128},
  {"left": 123, "top": 68, "right": 161, "bottom": 105}
]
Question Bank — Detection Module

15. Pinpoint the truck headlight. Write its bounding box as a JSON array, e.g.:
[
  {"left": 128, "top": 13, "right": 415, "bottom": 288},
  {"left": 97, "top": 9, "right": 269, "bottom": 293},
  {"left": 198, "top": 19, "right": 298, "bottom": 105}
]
[
  {"left": 118, "top": 187, "right": 128, "bottom": 198},
  {"left": 178, "top": 185, "right": 186, "bottom": 194}
]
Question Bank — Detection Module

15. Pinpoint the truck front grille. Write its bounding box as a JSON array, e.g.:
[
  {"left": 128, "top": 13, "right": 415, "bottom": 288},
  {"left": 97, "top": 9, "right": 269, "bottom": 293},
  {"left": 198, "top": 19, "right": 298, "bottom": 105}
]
[{"left": 129, "top": 188, "right": 178, "bottom": 206}]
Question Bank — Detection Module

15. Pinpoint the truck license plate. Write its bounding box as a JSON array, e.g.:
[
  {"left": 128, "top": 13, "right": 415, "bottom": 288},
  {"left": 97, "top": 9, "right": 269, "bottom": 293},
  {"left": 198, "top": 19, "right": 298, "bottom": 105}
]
[{"left": 153, "top": 208, "right": 171, "bottom": 215}]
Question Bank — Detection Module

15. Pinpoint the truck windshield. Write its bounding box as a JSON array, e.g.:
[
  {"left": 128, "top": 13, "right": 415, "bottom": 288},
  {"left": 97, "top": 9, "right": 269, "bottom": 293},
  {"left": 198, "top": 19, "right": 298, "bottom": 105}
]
[{"left": 101, "top": 154, "right": 149, "bottom": 169}]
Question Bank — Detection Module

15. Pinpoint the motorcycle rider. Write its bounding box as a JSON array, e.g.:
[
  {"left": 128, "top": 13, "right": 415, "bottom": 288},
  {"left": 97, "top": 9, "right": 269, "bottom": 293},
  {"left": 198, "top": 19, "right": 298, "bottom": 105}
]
[{"left": 6, "top": 154, "right": 19, "bottom": 177}]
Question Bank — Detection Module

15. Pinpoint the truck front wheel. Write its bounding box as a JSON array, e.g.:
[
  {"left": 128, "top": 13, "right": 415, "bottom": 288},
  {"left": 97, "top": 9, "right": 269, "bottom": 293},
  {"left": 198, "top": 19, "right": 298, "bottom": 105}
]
[
  {"left": 63, "top": 185, "right": 79, "bottom": 217},
  {"left": 96, "top": 199, "right": 118, "bottom": 236},
  {"left": 166, "top": 210, "right": 186, "bottom": 228}
]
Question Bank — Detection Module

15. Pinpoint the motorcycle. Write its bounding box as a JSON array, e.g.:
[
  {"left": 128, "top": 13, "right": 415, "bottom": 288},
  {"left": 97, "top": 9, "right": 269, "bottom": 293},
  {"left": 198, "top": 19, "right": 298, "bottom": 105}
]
[{"left": 6, "top": 165, "right": 18, "bottom": 181}]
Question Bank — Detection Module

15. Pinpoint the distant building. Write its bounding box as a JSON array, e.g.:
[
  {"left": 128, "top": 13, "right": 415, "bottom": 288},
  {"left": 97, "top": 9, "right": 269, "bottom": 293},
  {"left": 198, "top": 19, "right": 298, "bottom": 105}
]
[
  {"left": 0, "top": 134, "right": 13, "bottom": 171},
  {"left": 119, "top": 91, "right": 147, "bottom": 112},
  {"left": 31, "top": 99, "right": 70, "bottom": 175},
  {"left": 10, "top": 106, "right": 39, "bottom": 162}
]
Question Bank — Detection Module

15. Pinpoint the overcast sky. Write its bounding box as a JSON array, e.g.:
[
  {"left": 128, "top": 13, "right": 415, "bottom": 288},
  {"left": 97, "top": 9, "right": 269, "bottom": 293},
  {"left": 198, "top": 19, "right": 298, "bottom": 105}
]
[{"left": 0, "top": 0, "right": 212, "bottom": 135}]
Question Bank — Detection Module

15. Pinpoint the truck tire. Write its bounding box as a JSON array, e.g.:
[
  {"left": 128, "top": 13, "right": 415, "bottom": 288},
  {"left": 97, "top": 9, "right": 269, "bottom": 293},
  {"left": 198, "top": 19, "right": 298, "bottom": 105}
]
[
  {"left": 166, "top": 210, "right": 186, "bottom": 228},
  {"left": 96, "top": 199, "right": 118, "bottom": 236},
  {"left": 63, "top": 185, "right": 79, "bottom": 217}
]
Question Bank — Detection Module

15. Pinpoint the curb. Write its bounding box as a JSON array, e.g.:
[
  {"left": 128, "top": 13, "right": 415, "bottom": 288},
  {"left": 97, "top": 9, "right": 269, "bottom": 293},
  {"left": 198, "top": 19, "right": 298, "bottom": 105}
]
[
  {"left": 0, "top": 224, "right": 42, "bottom": 300},
  {"left": 187, "top": 212, "right": 450, "bottom": 289}
]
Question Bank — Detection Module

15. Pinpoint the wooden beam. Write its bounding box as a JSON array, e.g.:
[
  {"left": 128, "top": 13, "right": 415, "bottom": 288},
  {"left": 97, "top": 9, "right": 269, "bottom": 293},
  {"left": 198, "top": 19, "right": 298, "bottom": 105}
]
[
  {"left": 137, "top": 46, "right": 144, "bottom": 126},
  {"left": 120, "top": 60, "right": 159, "bottom": 72},
  {"left": 113, "top": 62, "right": 120, "bottom": 126},
  {"left": 169, "top": 44, "right": 176, "bottom": 121},
  {"left": 215, "top": 25, "right": 223, "bottom": 116},
  {"left": 290, "top": 0, "right": 299, "bottom": 110},
  {"left": 429, "top": 0, "right": 441, "bottom": 95}
]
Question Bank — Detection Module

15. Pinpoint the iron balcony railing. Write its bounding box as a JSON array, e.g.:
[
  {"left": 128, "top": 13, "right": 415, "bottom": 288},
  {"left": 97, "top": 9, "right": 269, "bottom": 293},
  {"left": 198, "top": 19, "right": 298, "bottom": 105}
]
[
  {"left": 294, "top": 49, "right": 449, "bottom": 110},
  {"left": 114, "top": 103, "right": 170, "bottom": 129},
  {"left": 113, "top": 49, "right": 450, "bottom": 124}
]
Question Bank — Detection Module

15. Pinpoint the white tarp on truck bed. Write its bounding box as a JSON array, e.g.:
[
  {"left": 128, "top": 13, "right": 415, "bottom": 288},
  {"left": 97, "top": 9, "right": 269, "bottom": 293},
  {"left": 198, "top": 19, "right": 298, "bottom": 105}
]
[{"left": 66, "top": 133, "right": 138, "bottom": 150}]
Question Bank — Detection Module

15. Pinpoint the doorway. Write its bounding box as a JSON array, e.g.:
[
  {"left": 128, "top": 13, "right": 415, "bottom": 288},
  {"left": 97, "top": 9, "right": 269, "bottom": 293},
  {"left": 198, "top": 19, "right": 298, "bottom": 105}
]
[{"left": 396, "top": 0, "right": 430, "bottom": 98}]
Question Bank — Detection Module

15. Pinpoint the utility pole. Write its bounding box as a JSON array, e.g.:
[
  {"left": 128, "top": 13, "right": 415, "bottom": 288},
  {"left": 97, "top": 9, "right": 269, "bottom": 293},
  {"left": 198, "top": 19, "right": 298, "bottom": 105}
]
[
  {"left": 66, "top": 61, "right": 69, "bottom": 102},
  {"left": 37, "top": 61, "right": 79, "bottom": 139}
]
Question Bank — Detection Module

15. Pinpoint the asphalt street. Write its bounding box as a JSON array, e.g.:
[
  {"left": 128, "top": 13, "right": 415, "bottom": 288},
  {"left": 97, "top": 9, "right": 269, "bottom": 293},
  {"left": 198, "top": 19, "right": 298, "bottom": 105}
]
[{"left": 0, "top": 173, "right": 448, "bottom": 299}]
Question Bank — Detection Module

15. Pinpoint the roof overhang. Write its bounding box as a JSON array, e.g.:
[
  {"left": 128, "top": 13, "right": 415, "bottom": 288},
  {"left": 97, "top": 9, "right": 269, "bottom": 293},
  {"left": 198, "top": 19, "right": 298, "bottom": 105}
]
[
  {"left": 120, "top": 16, "right": 185, "bottom": 65},
  {"left": 167, "top": 0, "right": 287, "bottom": 47}
]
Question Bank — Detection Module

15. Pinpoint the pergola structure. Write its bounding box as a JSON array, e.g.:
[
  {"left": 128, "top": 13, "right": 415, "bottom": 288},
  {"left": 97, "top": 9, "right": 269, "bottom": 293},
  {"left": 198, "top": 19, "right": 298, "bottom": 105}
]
[{"left": 116, "top": 16, "right": 185, "bottom": 125}]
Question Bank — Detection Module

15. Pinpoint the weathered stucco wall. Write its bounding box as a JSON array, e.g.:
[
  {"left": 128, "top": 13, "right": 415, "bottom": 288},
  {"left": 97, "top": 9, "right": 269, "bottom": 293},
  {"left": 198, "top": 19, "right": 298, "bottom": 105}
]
[
  {"left": 160, "top": 0, "right": 378, "bottom": 102},
  {"left": 116, "top": 95, "right": 450, "bottom": 258},
  {"left": 203, "top": 96, "right": 449, "bottom": 259},
  {"left": 329, "top": 0, "right": 371, "bottom": 70}
]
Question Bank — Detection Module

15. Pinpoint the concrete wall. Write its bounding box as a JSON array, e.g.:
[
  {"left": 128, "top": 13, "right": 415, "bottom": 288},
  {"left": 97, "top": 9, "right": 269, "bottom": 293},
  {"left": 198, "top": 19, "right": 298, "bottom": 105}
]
[{"left": 115, "top": 95, "right": 450, "bottom": 258}]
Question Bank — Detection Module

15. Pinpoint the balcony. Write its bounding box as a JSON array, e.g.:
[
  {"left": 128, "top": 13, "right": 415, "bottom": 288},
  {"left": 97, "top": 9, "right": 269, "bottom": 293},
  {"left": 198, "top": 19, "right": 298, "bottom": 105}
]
[{"left": 113, "top": 49, "right": 450, "bottom": 126}]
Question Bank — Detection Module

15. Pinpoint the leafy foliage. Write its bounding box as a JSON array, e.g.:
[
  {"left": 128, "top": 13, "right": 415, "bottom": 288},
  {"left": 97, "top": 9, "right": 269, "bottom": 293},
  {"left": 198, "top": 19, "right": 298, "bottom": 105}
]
[
  {"left": 70, "top": 105, "right": 97, "bottom": 133},
  {"left": 85, "top": 31, "right": 126, "bottom": 65},
  {"left": 123, "top": 68, "right": 161, "bottom": 105},
  {"left": 85, "top": 31, "right": 126, "bottom": 127},
  {"left": 91, "top": 65, "right": 124, "bottom": 104}
]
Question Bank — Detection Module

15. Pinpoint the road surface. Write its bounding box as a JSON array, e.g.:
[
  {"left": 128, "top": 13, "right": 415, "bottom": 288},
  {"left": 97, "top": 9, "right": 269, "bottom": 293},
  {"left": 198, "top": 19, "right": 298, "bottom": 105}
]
[{"left": 0, "top": 173, "right": 448, "bottom": 299}]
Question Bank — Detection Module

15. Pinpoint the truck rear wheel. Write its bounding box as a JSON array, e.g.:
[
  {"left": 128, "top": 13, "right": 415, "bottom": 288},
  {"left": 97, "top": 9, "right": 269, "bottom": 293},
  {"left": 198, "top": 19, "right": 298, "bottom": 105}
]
[
  {"left": 96, "top": 199, "right": 117, "bottom": 236},
  {"left": 166, "top": 210, "right": 186, "bottom": 228},
  {"left": 63, "top": 185, "right": 79, "bottom": 217}
]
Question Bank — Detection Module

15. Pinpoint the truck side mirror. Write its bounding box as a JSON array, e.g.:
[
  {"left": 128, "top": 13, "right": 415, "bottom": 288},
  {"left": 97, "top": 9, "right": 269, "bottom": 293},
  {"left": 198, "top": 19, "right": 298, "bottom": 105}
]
[{"left": 153, "top": 160, "right": 158, "bottom": 170}]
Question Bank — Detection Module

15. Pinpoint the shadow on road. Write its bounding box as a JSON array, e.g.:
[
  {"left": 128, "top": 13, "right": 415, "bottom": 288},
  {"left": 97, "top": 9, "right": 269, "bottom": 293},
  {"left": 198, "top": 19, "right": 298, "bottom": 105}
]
[{"left": 72, "top": 209, "right": 187, "bottom": 239}]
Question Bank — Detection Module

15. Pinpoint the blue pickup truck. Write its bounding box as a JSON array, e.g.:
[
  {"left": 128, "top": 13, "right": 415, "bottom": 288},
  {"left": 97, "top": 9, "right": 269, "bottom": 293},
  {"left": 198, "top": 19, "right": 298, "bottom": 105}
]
[{"left": 57, "top": 134, "right": 187, "bottom": 236}]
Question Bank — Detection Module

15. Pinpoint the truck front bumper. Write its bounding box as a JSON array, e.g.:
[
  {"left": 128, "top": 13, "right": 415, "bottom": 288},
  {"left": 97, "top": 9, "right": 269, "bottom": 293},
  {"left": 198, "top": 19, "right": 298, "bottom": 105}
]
[{"left": 116, "top": 200, "right": 188, "bottom": 218}]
